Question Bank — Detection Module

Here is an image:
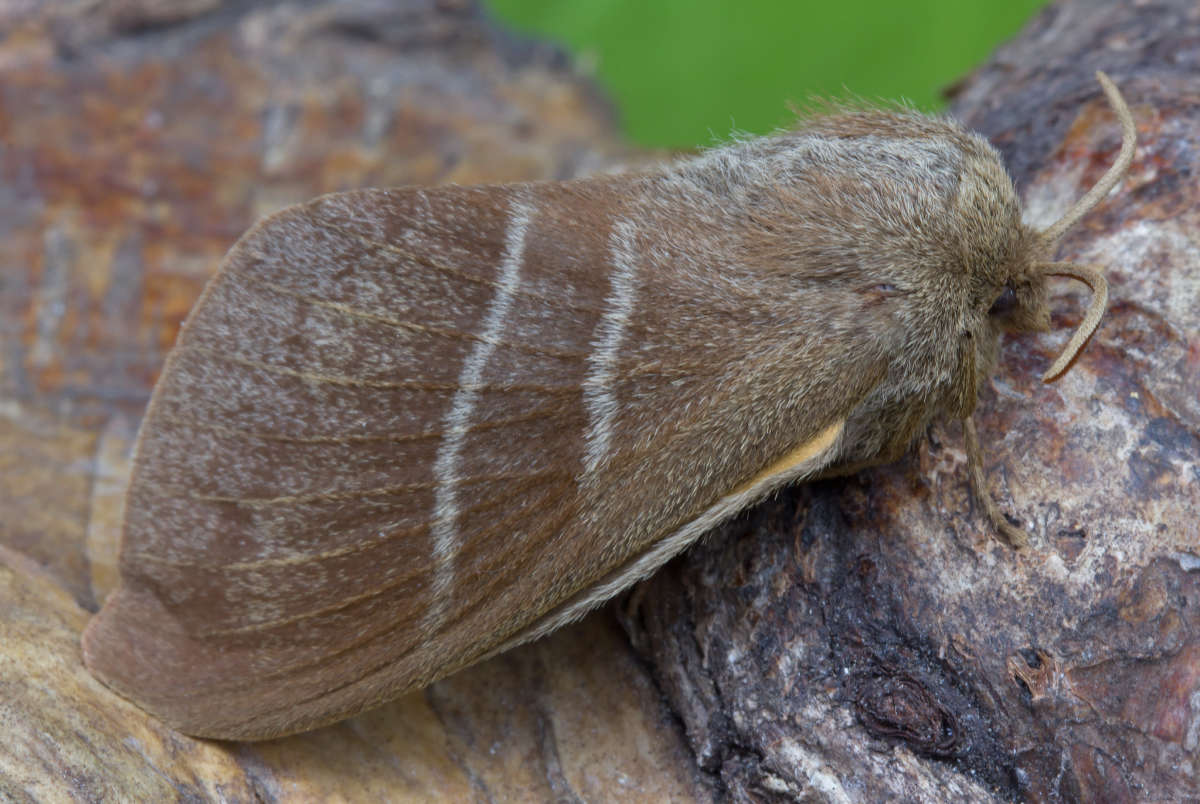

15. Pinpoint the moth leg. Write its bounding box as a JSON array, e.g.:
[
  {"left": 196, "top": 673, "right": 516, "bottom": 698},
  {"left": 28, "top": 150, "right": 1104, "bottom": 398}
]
[{"left": 962, "top": 416, "right": 1028, "bottom": 548}]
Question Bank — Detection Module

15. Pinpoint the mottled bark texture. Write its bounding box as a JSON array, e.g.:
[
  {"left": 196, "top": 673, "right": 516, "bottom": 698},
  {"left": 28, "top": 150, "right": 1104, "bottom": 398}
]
[
  {"left": 618, "top": 1, "right": 1200, "bottom": 801},
  {"left": 0, "top": 1, "right": 708, "bottom": 800}
]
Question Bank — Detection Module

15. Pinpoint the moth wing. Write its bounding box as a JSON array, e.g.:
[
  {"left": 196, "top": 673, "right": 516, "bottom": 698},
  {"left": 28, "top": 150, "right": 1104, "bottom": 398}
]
[{"left": 83, "top": 182, "right": 877, "bottom": 740}]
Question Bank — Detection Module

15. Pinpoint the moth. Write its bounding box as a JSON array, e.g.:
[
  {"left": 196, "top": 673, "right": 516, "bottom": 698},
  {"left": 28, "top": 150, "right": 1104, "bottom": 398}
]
[{"left": 83, "top": 73, "right": 1135, "bottom": 740}]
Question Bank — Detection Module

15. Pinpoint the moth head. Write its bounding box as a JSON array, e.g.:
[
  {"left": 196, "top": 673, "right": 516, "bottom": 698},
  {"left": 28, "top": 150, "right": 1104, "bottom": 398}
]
[{"left": 990, "top": 71, "right": 1136, "bottom": 383}]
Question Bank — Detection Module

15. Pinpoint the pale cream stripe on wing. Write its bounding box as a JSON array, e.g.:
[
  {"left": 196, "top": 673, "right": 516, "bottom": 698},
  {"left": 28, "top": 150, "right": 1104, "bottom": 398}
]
[
  {"left": 582, "top": 218, "right": 639, "bottom": 475},
  {"left": 427, "top": 197, "right": 535, "bottom": 630}
]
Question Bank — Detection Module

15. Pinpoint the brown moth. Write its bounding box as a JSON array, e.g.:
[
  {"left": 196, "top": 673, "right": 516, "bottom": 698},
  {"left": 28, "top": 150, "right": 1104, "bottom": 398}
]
[{"left": 82, "top": 73, "right": 1136, "bottom": 740}]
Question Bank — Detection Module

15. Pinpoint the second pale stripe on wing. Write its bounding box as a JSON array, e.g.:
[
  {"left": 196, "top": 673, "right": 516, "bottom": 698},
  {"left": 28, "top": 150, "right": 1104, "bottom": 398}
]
[{"left": 583, "top": 218, "right": 640, "bottom": 476}]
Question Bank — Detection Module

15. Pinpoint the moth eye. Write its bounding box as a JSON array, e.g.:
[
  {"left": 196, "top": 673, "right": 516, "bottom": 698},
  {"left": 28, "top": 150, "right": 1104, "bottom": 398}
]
[{"left": 989, "top": 286, "right": 1017, "bottom": 317}]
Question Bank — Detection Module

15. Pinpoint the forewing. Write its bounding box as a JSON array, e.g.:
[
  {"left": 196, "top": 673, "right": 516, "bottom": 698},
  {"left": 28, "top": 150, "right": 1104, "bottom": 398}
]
[{"left": 83, "top": 179, "right": 879, "bottom": 739}]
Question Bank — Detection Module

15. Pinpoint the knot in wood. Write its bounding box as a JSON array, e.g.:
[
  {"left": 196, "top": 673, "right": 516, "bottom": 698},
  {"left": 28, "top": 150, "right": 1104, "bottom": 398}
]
[{"left": 852, "top": 673, "right": 962, "bottom": 758}]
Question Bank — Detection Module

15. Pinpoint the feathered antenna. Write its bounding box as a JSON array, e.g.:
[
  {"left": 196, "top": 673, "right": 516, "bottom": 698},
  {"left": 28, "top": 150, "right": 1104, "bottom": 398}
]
[{"left": 1038, "top": 71, "right": 1137, "bottom": 382}]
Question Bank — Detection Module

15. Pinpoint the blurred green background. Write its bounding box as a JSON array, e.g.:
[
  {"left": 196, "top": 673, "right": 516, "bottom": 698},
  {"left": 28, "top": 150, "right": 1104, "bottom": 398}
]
[{"left": 489, "top": 1, "right": 1050, "bottom": 148}]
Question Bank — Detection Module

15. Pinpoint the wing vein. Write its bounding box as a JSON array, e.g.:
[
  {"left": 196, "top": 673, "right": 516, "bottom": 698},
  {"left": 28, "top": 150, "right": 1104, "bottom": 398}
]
[
  {"left": 226, "top": 270, "right": 588, "bottom": 362},
  {"left": 126, "top": 521, "right": 427, "bottom": 570},
  {"left": 150, "top": 404, "right": 563, "bottom": 444},
  {"left": 137, "top": 468, "right": 564, "bottom": 507},
  {"left": 290, "top": 209, "right": 664, "bottom": 341},
  {"left": 128, "top": 468, "right": 572, "bottom": 572},
  {"left": 181, "top": 344, "right": 576, "bottom": 395},
  {"left": 192, "top": 474, "right": 574, "bottom": 636},
  {"left": 317, "top": 216, "right": 613, "bottom": 322}
]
